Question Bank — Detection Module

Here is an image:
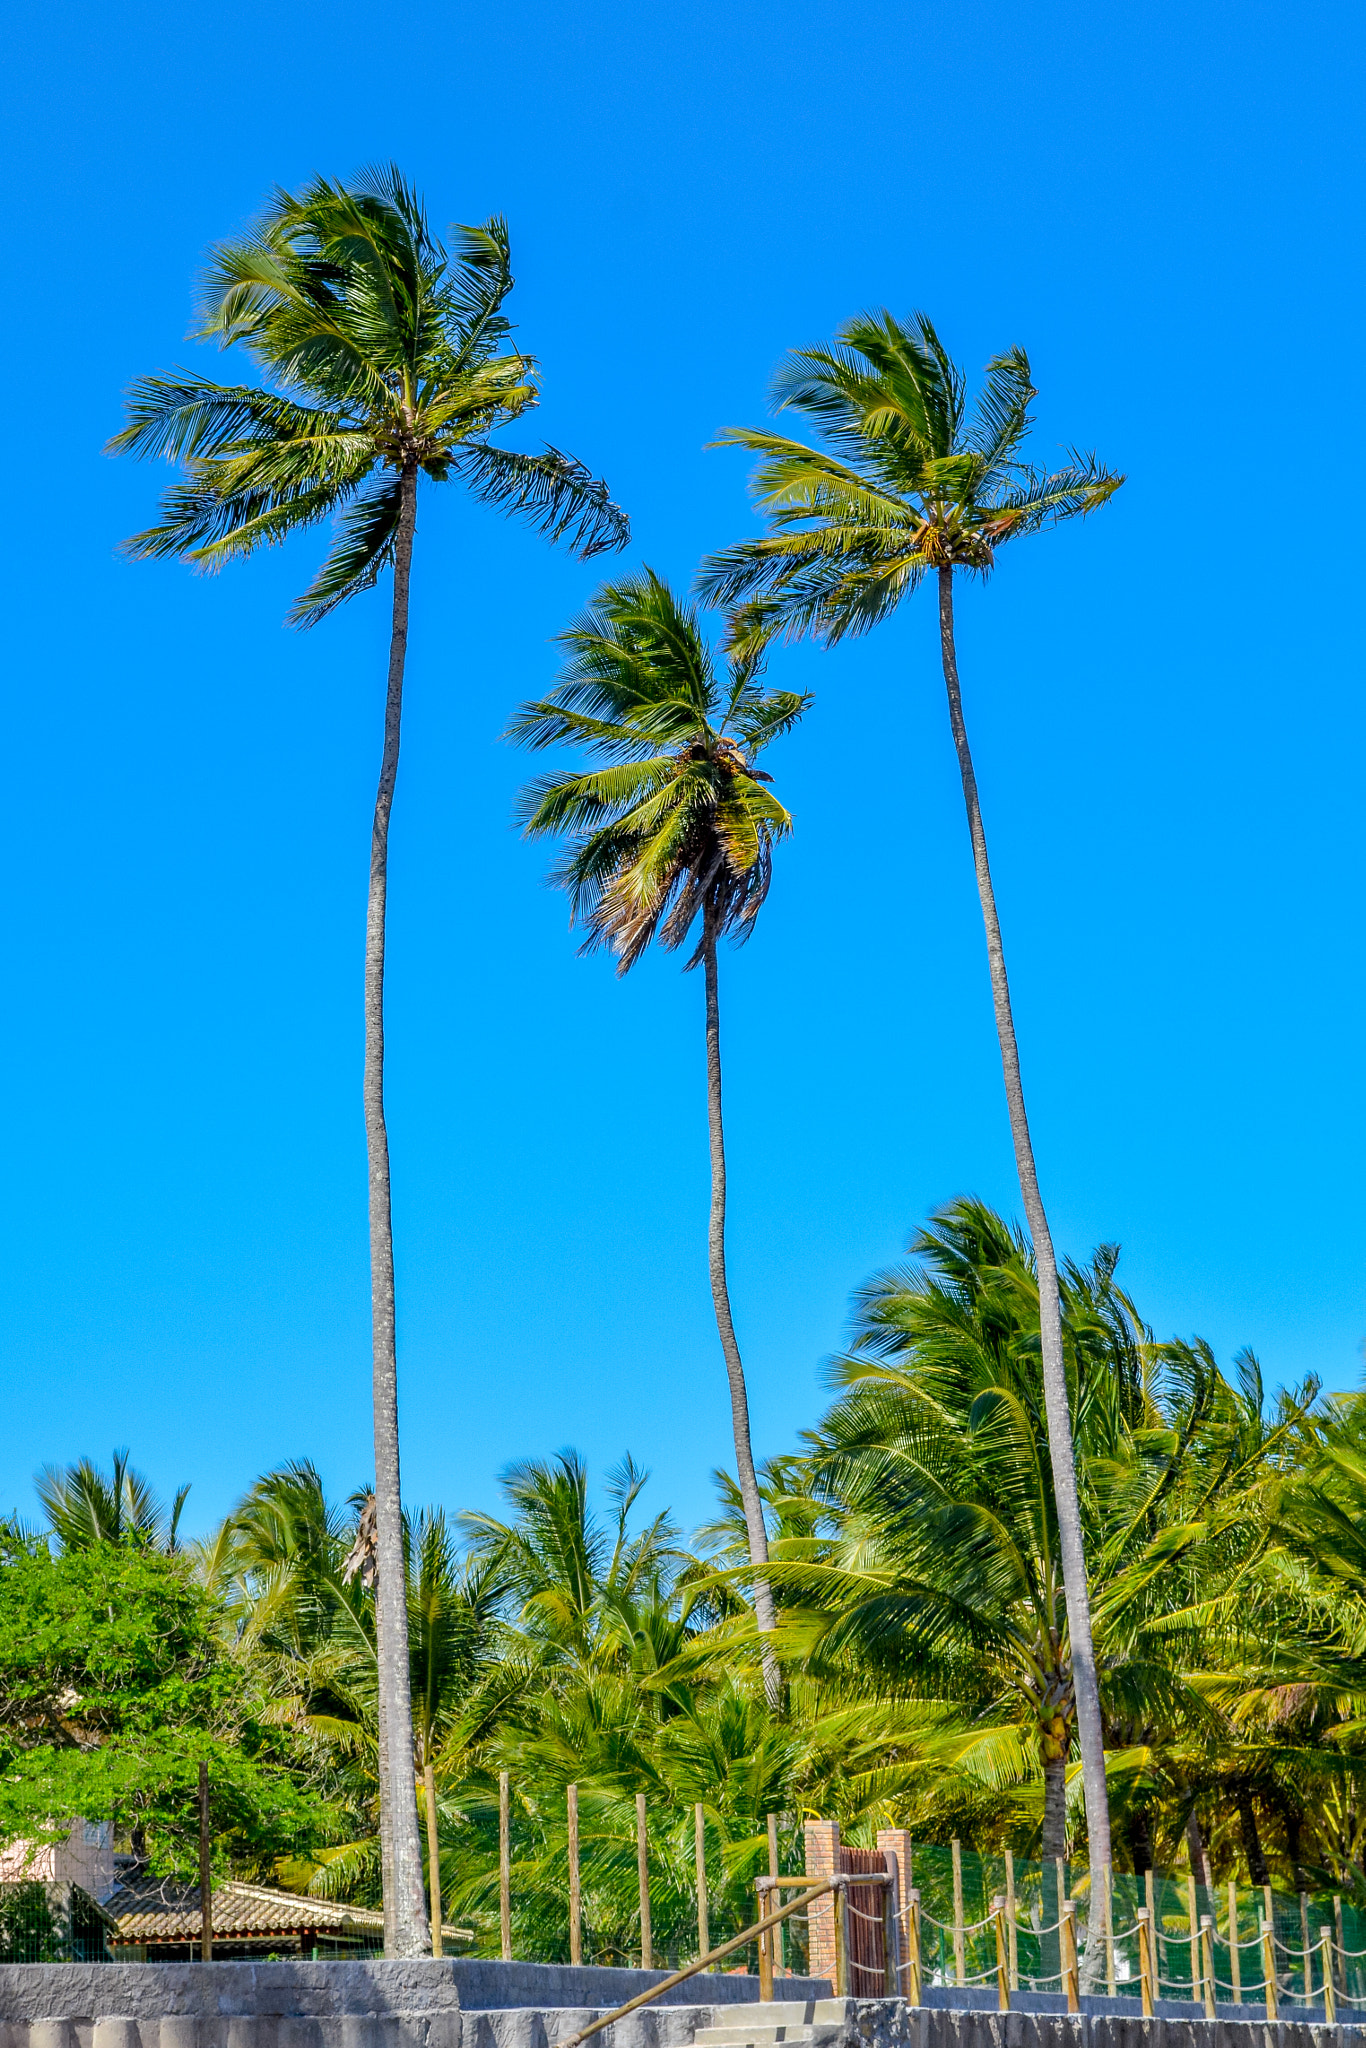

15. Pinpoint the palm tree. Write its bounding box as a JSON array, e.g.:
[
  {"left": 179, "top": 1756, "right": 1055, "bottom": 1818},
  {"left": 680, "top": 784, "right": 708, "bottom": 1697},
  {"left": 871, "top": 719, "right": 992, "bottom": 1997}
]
[
  {"left": 36, "top": 1448, "right": 190, "bottom": 1551},
  {"left": 109, "top": 167, "right": 628, "bottom": 1954},
  {"left": 506, "top": 573, "right": 810, "bottom": 1706},
  {"left": 700, "top": 312, "right": 1122, "bottom": 1862}
]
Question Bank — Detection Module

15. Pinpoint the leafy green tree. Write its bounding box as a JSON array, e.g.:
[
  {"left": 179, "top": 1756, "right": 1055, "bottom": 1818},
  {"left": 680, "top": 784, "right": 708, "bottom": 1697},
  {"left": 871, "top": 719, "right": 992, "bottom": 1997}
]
[
  {"left": 508, "top": 573, "right": 809, "bottom": 1706},
  {"left": 110, "top": 167, "right": 627, "bottom": 1955},
  {"left": 700, "top": 314, "right": 1121, "bottom": 1862},
  {"left": 36, "top": 1448, "right": 189, "bottom": 1552},
  {"left": 0, "top": 1528, "right": 328, "bottom": 1879}
]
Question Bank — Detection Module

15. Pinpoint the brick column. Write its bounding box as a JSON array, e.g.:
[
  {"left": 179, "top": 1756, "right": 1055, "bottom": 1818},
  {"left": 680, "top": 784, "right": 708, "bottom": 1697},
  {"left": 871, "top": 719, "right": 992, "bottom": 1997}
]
[
  {"left": 804, "top": 1818, "right": 840, "bottom": 1989},
  {"left": 876, "top": 1828, "right": 915, "bottom": 1994}
]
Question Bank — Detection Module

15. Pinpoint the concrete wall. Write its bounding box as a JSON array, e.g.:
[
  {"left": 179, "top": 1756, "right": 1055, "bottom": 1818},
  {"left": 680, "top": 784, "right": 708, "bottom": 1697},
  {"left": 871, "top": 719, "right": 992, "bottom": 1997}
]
[
  {"left": 850, "top": 1998, "right": 1366, "bottom": 2048},
  {"left": 0, "top": 1959, "right": 828, "bottom": 2040}
]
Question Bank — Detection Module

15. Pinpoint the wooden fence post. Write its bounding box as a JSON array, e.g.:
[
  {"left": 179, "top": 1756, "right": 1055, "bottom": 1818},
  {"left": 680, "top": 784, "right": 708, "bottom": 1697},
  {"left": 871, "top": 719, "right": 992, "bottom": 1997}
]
[
  {"left": 992, "top": 1895, "right": 1009, "bottom": 2012},
  {"left": 906, "top": 1888, "right": 923, "bottom": 2007},
  {"left": 1062, "top": 1900, "right": 1079, "bottom": 2014},
  {"left": 499, "top": 1771, "right": 511, "bottom": 1962},
  {"left": 1102, "top": 1862, "right": 1115, "bottom": 1997},
  {"left": 694, "top": 1803, "right": 709, "bottom": 1960},
  {"left": 635, "top": 1792, "right": 652, "bottom": 1970},
  {"left": 1005, "top": 1849, "right": 1018, "bottom": 1991},
  {"left": 1187, "top": 1872, "right": 1200, "bottom": 2002},
  {"left": 1262, "top": 1915, "right": 1278, "bottom": 2021},
  {"left": 1335, "top": 1895, "right": 1346, "bottom": 1997},
  {"left": 767, "top": 1814, "right": 784, "bottom": 1975},
  {"left": 951, "top": 1837, "right": 966, "bottom": 1988},
  {"left": 1146, "top": 1868, "right": 1159, "bottom": 1994},
  {"left": 1229, "top": 1880, "right": 1241, "bottom": 2003},
  {"left": 567, "top": 1783, "right": 581, "bottom": 1967},
  {"left": 1137, "top": 1907, "right": 1154, "bottom": 2017},
  {"left": 198, "top": 1760, "right": 212, "bottom": 1964},
  {"left": 757, "top": 1880, "right": 774, "bottom": 2003},
  {"left": 1322, "top": 1928, "right": 1336, "bottom": 2022},
  {"left": 1301, "top": 1891, "right": 1313, "bottom": 2003},
  {"left": 835, "top": 1880, "right": 849, "bottom": 2000},
  {"left": 1201, "top": 1916, "right": 1216, "bottom": 2018}
]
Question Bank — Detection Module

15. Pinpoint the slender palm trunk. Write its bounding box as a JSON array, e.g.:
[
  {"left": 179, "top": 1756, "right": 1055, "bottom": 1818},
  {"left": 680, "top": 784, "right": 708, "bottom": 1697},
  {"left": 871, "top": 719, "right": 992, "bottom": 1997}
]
[
  {"left": 1042, "top": 1756, "right": 1068, "bottom": 1863},
  {"left": 702, "top": 927, "right": 781, "bottom": 1710},
  {"left": 936, "top": 565, "right": 1111, "bottom": 1871},
  {"left": 423, "top": 1757, "right": 443, "bottom": 1956},
  {"left": 366, "top": 463, "right": 431, "bottom": 1957}
]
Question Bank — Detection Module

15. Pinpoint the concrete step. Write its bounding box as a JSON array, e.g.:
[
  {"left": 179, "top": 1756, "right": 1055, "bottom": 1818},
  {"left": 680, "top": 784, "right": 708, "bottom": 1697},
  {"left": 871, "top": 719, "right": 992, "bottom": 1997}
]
[{"left": 690, "top": 2002, "right": 854, "bottom": 2048}]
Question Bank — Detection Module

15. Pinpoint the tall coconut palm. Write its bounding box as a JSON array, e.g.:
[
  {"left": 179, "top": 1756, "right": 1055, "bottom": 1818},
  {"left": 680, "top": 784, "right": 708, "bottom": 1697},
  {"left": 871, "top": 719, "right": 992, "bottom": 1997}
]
[
  {"left": 700, "top": 313, "right": 1122, "bottom": 1862},
  {"left": 506, "top": 573, "right": 810, "bottom": 1707},
  {"left": 108, "top": 166, "right": 628, "bottom": 1955}
]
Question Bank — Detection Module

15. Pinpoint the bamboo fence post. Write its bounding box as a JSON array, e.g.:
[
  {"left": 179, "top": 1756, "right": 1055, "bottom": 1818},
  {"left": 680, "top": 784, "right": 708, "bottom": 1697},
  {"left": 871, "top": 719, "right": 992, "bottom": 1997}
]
[
  {"left": 1103, "top": 1861, "right": 1115, "bottom": 1997},
  {"left": 1322, "top": 1928, "right": 1336, "bottom": 2022},
  {"left": 1062, "top": 1900, "right": 1079, "bottom": 2014},
  {"left": 694, "top": 1804, "right": 709, "bottom": 1960},
  {"left": 1145, "top": 1867, "right": 1158, "bottom": 1994},
  {"left": 1301, "top": 1891, "right": 1313, "bottom": 2003},
  {"left": 767, "top": 1813, "right": 784, "bottom": 1975},
  {"left": 1005, "top": 1849, "right": 1018, "bottom": 1991},
  {"left": 1137, "top": 1908, "right": 1154, "bottom": 2018},
  {"left": 1187, "top": 1872, "right": 1200, "bottom": 2002},
  {"left": 1201, "top": 1916, "right": 1216, "bottom": 2019},
  {"left": 992, "top": 1895, "right": 1009, "bottom": 2013},
  {"left": 635, "top": 1792, "right": 652, "bottom": 1970},
  {"left": 1262, "top": 1915, "right": 1278, "bottom": 2020},
  {"left": 198, "top": 1760, "right": 212, "bottom": 1964},
  {"left": 906, "top": 1888, "right": 923, "bottom": 2006},
  {"left": 951, "top": 1837, "right": 966, "bottom": 1987},
  {"left": 567, "top": 1783, "right": 581, "bottom": 1967},
  {"left": 757, "top": 1881, "right": 774, "bottom": 2003},
  {"left": 834, "top": 1879, "right": 849, "bottom": 1999},
  {"left": 499, "top": 1771, "right": 512, "bottom": 1962},
  {"left": 1228, "top": 1880, "right": 1241, "bottom": 2003}
]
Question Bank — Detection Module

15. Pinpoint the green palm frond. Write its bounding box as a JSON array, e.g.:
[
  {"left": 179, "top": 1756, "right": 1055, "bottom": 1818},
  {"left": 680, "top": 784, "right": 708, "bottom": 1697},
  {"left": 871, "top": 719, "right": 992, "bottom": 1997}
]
[
  {"left": 112, "top": 173, "right": 627, "bottom": 620},
  {"left": 701, "top": 307, "right": 1121, "bottom": 639},
  {"left": 508, "top": 569, "right": 805, "bottom": 975}
]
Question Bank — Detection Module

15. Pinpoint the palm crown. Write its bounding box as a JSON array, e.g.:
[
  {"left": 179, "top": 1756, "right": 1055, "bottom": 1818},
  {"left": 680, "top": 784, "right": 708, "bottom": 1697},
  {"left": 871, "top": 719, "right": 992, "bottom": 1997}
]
[
  {"left": 699, "top": 309, "right": 1122, "bottom": 638},
  {"left": 508, "top": 571, "right": 810, "bottom": 971},
  {"left": 109, "top": 165, "right": 627, "bottom": 624}
]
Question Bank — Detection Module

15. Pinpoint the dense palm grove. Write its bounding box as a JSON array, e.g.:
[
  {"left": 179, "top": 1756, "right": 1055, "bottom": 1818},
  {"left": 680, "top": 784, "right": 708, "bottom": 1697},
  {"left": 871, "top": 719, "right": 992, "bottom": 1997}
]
[{"left": 8, "top": 1196, "right": 1366, "bottom": 1960}]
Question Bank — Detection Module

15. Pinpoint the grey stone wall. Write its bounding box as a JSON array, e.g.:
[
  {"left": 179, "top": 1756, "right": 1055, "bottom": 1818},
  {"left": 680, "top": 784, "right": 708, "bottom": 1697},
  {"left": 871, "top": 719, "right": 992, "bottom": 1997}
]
[{"left": 849, "top": 2000, "right": 1366, "bottom": 2048}]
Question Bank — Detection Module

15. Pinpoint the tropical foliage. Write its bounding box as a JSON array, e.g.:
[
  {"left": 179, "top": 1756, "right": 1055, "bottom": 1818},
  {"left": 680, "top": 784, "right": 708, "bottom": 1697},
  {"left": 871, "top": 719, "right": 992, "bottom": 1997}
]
[{"left": 9, "top": 1201, "right": 1365, "bottom": 1961}]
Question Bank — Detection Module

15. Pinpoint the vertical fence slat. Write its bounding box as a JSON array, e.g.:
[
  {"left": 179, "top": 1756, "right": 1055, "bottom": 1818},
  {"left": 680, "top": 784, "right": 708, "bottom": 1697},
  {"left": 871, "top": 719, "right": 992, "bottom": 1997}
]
[
  {"left": 198, "top": 1760, "right": 213, "bottom": 1964},
  {"left": 499, "top": 1770, "right": 511, "bottom": 1962},
  {"left": 635, "top": 1792, "right": 651, "bottom": 1971},
  {"left": 567, "top": 1783, "right": 581, "bottom": 1967},
  {"left": 951, "top": 1837, "right": 965, "bottom": 1987},
  {"left": 1005, "top": 1848, "right": 1018, "bottom": 1991},
  {"left": 694, "top": 1803, "right": 709, "bottom": 1961},
  {"left": 767, "top": 1813, "right": 784, "bottom": 1976}
]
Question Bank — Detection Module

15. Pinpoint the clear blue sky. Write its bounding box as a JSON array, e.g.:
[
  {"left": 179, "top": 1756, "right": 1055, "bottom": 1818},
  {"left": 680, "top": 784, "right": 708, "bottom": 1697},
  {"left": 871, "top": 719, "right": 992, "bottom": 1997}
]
[{"left": 3, "top": 0, "right": 1362, "bottom": 1541}]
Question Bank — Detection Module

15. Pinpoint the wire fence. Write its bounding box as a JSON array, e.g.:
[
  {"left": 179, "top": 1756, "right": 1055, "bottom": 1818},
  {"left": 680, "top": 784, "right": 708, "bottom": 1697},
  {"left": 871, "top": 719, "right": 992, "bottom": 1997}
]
[
  {"left": 905, "top": 1844, "right": 1366, "bottom": 2010},
  {"left": 0, "top": 1882, "right": 111, "bottom": 1963}
]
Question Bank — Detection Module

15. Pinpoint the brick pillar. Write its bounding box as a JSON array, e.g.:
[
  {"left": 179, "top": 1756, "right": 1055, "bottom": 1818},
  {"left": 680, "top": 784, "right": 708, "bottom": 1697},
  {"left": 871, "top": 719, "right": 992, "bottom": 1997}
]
[
  {"left": 804, "top": 1818, "right": 840, "bottom": 1989},
  {"left": 876, "top": 1828, "right": 914, "bottom": 1994}
]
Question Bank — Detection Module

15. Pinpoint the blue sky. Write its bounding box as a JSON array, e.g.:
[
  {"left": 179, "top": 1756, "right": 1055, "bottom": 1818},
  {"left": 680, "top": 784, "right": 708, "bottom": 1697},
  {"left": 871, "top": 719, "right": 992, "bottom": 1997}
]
[{"left": 3, "top": 0, "right": 1362, "bottom": 1541}]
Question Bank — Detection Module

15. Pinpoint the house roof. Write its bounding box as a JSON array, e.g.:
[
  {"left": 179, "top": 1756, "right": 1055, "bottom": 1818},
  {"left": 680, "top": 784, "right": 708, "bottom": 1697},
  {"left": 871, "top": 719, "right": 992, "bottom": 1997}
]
[{"left": 105, "top": 1877, "right": 386, "bottom": 1944}]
